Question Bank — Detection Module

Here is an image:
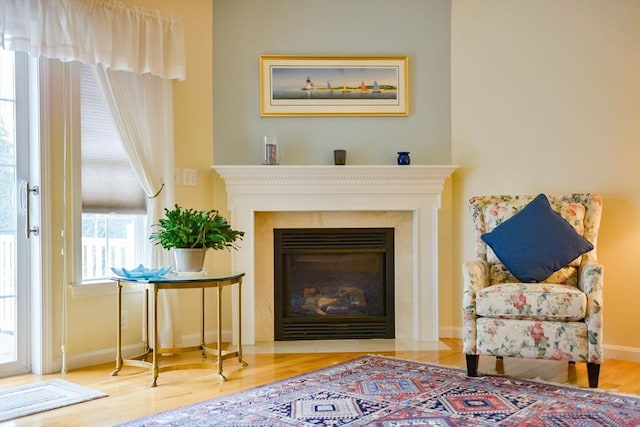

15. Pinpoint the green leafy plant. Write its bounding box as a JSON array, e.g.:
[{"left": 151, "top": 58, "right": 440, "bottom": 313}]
[{"left": 149, "top": 205, "right": 244, "bottom": 251}]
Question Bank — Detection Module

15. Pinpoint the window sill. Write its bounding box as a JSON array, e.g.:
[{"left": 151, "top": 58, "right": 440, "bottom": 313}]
[{"left": 70, "top": 279, "right": 143, "bottom": 298}]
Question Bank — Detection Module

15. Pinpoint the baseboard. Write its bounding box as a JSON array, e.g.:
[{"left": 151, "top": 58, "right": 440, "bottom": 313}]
[
  {"left": 52, "top": 342, "right": 147, "bottom": 373},
  {"left": 49, "top": 328, "right": 640, "bottom": 372},
  {"left": 50, "top": 329, "right": 233, "bottom": 372},
  {"left": 439, "top": 326, "right": 462, "bottom": 339},
  {"left": 179, "top": 330, "right": 234, "bottom": 347},
  {"left": 604, "top": 344, "right": 640, "bottom": 362}
]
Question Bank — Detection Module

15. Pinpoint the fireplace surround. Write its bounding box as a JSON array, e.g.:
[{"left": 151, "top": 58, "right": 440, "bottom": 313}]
[{"left": 213, "top": 165, "right": 457, "bottom": 344}]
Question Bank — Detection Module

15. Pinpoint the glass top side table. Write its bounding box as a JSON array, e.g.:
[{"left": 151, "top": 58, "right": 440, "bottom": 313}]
[{"left": 109, "top": 271, "right": 246, "bottom": 387}]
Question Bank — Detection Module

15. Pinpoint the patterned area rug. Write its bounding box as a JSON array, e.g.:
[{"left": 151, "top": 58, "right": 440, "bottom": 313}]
[
  {"left": 0, "top": 378, "right": 107, "bottom": 422},
  {"left": 119, "top": 355, "right": 640, "bottom": 426}
]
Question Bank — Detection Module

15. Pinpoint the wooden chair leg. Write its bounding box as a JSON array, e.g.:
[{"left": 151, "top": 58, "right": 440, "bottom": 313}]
[
  {"left": 587, "top": 363, "right": 600, "bottom": 388},
  {"left": 466, "top": 354, "right": 479, "bottom": 377}
]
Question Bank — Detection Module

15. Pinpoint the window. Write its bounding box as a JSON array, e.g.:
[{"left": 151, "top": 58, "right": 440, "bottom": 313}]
[
  {"left": 79, "top": 64, "right": 147, "bottom": 282},
  {"left": 81, "top": 213, "right": 146, "bottom": 281},
  {"left": 0, "top": 49, "right": 29, "bottom": 372},
  {"left": 0, "top": 50, "right": 18, "bottom": 363}
]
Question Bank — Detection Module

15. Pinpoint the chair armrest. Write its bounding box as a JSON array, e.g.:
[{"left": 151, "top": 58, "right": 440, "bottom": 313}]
[
  {"left": 463, "top": 260, "right": 490, "bottom": 293},
  {"left": 578, "top": 261, "right": 604, "bottom": 363},
  {"left": 462, "top": 261, "right": 490, "bottom": 354}
]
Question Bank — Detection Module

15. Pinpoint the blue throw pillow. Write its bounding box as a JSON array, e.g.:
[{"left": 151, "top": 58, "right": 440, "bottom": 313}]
[{"left": 481, "top": 194, "right": 594, "bottom": 283}]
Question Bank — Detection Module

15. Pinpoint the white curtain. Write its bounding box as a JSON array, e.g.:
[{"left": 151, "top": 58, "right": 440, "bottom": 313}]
[
  {"left": 0, "top": 0, "right": 185, "bottom": 348},
  {"left": 94, "top": 65, "right": 180, "bottom": 348},
  {"left": 0, "top": 0, "right": 185, "bottom": 80}
]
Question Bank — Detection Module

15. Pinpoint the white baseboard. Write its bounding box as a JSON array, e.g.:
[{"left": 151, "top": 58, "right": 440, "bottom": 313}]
[
  {"left": 51, "top": 329, "right": 233, "bottom": 372},
  {"left": 180, "top": 330, "right": 234, "bottom": 347},
  {"left": 53, "top": 342, "right": 146, "bottom": 373},
  {"left": 49, "top": 328, "right": 640, "bottom": 372},
  {"left": 439, "top": 326, "right": 462, "bottom": 339},
  {"left": 604, "top": 344, "right": 640, "bottom": 362}
]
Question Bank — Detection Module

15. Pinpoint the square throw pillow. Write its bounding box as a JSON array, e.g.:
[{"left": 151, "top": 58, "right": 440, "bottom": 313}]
[
  {"left": 481, "top": 193, "right": 594, "bottom": 283},
  {"left": 482, "top": 199, "right": 587, "bottom": 268}
]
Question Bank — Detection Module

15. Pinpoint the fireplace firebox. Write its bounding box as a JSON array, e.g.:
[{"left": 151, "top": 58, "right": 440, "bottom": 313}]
[{"left": 274, "top": 228, "right": 395, "bottom": 340}]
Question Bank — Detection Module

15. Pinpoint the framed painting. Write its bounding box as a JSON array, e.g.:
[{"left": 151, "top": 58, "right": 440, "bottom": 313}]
[{"left": 260, "top": 55, "right": 408, "bottom": 117}]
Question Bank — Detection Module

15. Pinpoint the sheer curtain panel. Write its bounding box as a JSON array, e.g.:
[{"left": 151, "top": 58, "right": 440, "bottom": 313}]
[{"left": 94, "top": 65, "right": 180, "bottom": 348}]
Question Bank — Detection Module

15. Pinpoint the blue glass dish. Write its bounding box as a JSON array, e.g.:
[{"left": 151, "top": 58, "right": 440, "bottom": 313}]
[{"left": 111, "top": 264, "right": 172, "bottom": 280}]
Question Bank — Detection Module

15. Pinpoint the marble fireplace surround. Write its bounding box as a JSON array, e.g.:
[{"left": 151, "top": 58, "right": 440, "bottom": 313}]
[{"left": 213, "top": 165, "right": 457, "bottom": 345}]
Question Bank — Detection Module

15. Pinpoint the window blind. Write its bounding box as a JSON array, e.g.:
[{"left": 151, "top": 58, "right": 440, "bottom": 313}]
[{"left": 80, "top": 64, "right": 146, "bottom": 214}]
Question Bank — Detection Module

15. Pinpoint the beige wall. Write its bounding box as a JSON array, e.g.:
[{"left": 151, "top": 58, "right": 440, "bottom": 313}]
[{"left": 451, "top": 0, "right": 640, "bottom": 358}]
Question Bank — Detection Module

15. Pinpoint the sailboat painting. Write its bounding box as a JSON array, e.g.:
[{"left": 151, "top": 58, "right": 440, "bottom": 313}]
[{"left": 260, "top": 55, "right": 408, "bottom": 116}]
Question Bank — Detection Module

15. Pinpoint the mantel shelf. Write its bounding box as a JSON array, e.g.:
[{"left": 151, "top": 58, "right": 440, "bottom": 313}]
[{"left": 213, "top": 164, "right": 457, "bottom": 180}]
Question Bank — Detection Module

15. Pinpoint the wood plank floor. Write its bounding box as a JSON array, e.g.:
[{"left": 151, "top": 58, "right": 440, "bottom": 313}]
[{"left": 1, "top": 338, "right": 639, "bottom": 426}]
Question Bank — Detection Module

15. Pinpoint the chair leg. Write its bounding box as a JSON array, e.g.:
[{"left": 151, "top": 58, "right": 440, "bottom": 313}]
[
  {"left": 587, "top": 363, "right": 600, "bottom": 388},
  {"left": 466, "top": 354, "right": 479, "bottom": 377}
]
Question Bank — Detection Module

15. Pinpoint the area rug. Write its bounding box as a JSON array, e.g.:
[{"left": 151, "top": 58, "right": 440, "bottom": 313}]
[
  {"left": 119, "top": 355, "right": 640, "bottom": 426},
  {"left": 0, "top": 378, "right": 107, "bottom": 422}
]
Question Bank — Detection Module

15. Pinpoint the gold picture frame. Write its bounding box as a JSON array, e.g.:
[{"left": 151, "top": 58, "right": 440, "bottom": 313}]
[{"left": 260, "top": 55, "right": 409, "bottom": 117}]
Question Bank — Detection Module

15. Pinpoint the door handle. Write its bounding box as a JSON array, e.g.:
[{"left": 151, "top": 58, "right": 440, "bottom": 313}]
[{"left": 23, "top": 182, "right": 40, "bottom": 239}]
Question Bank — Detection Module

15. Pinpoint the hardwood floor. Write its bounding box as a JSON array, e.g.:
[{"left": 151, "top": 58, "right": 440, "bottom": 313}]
[{"left": 2, "top": 338, "right": 639, "bottom": 426}]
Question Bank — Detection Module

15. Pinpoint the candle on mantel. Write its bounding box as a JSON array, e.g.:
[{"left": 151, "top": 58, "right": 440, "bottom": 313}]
[{"left": 262, "top": 136, "right": 279, "bottom": 165}]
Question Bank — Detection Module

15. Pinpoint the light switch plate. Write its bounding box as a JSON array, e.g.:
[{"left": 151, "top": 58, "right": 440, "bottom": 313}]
[{"left": 183, "top": 169, "right": 197, "bottom": 186}]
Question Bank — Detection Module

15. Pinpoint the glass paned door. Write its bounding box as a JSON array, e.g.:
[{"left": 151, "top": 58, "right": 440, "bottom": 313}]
[{"left": 0, "top": 49, "right": 30, "bottom": 376}]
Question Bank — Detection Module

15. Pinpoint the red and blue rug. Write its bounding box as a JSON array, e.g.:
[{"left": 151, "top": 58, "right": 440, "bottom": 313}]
[{"left": 119, "top": 355, "right": 640, "bottom": 426}]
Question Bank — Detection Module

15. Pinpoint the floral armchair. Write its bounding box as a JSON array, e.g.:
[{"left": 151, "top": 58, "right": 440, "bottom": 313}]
[{"left": 463, "top": 194, "right": 604, "bottom": 388}]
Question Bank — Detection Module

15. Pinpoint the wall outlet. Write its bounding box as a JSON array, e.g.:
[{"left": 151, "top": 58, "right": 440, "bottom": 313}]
[
  {"left": 121, "top": 310, "right": 128, "bottom": 329},
  {"left": 183, "top": 169, "right": 197, "bottom": 186}
]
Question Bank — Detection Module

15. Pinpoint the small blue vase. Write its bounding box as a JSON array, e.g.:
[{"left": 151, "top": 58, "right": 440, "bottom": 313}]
[{"left": 397, "top": 152, "right": 411, "bottom": 165}]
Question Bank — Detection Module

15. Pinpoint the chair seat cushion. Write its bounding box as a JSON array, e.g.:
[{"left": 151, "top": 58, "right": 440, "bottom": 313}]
[{"left": 476, "top": 283, "right": 587, "bottom": 321}]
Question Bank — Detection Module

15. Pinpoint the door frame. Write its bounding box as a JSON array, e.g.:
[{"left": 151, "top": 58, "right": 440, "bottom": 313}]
[{"left": 29, "top": 56, "right": 60, "bottom": 375}]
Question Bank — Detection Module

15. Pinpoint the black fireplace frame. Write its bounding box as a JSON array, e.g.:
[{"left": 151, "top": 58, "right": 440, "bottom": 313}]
[{"left": 274, "top": 228, "right": 395, "bottom": 340}]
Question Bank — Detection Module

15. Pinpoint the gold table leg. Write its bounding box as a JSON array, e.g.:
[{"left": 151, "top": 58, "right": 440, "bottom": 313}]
[
  {"left": 216, "top": 284, "right": 226, "bottom": 381},
  {"left": 143, "top": 288, "right": 149, "bottom": 353},
  {"left": 200, "top": 288, "right": 206, "bottom": 357},
  {"left": 151, "top": 285, "right": 158, "bottom": 387},
  {"left": 238, "top": 278, "right": 247, "bottom": 367},
  {"left": 110, "top": 281, "right": 123, "bottom": 376}
]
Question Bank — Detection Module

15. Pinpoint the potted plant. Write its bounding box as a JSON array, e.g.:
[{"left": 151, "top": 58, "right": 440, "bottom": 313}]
[{"left": 149, "top": 204, "right": 244, "bottom": 272}]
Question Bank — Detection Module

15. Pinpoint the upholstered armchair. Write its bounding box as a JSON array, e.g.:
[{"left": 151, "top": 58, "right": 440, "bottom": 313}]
[{"left": 463, "top": 193, "right": 603, "bottom": 388}]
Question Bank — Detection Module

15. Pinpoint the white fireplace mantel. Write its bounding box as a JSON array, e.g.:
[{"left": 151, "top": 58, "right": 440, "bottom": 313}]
[{"left": 212, "top": 165, "right": 457, "bottom": 344}]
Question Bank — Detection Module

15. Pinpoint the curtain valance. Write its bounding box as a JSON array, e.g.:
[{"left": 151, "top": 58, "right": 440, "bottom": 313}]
[{"left": 0, "top": 0, "right": 185, "bottom": 80}]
